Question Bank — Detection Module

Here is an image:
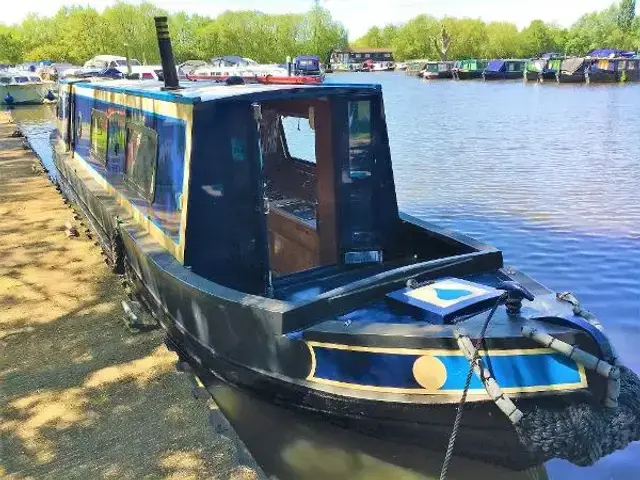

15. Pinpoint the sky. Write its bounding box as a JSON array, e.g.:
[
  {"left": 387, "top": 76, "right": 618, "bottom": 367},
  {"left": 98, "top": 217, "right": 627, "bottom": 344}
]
[{"left": 2, "top": 0, "right": 622, "bottom": 39}]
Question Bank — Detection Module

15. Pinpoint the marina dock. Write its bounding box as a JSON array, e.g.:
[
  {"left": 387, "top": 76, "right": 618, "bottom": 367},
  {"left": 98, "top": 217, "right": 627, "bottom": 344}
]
[{"left": 0, "top": 111, "right": 262, "bottom": 479}]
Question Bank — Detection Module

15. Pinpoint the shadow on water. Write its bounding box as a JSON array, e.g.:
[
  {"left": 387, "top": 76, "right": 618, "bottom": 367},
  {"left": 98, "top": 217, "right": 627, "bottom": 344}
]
[{"left": 204, "top": 379, "right": 547, "bottom": 480}]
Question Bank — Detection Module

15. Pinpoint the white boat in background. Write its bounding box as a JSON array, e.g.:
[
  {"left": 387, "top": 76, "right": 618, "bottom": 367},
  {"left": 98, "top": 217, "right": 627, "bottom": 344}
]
[
  {"left": 82, "top": 55, "right": 142, "bottom": 74},
  {"left": 189, "top": 55, "right": 289, "bottom": 80},
  {"left": 0, "top": 72, "right": 48, "bottom": 105}
]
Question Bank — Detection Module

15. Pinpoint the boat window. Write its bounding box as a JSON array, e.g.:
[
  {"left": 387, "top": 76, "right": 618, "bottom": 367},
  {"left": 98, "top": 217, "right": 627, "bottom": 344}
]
[
  {"left": 628, "top": 61, "right": 636, "bottom": 70},
  {"left": 106, "top": 113, "right": 125, "bottom": 174},
  {"left": 125, "top": 122, "right": 158, "bottom": 201},
  {"left": 507, "top": 63, "right": 522, "bottom": 72},
  {"left": 29, "top": 76, "right": 41, "bottom": 83},
  {"left": 346, "top": 99, "right": 379, "bottom": 253},
  {"left": 258, "top": 99, "right": 337, "bottom": 275},
  {"left": 281, "top": 116, "right": 316, "bottom": 163},
  {"left": 348, "top": 100, "right": 372, "bottom": 179},
  {"left": 90, "top": 109, "right": 108, "bottom": 165},
  {"left": 0, "top": 77, "right": 10, "bottom": 84},
  {"left": 13, "top": 76, "right": 29, "bottom": 83}
]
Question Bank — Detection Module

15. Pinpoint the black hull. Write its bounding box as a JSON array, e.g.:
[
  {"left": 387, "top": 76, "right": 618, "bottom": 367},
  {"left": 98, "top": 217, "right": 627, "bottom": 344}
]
[
  {"left": 483, "top": 72, "right": 524, "bottom": 81},
  {"left": 539, "top": 71, "right": 557, "bottom": 83},
  {"left": 556, "top": 73, "right": 585, "bottom": 83},
  {"left": 453, "top": 71, "right": 483, "bottom": 80},
  {"left": 423, "top": 72, "right": 453, "bottom": 80},
  {"left": 586, "top": 71, "right": 617, "bottom": 84},
  {"left": 524, "top": 71, "right": 540, "bottom": 82},
  {"left": 164, "top": 323, "right": 544, "bottom": 471}
]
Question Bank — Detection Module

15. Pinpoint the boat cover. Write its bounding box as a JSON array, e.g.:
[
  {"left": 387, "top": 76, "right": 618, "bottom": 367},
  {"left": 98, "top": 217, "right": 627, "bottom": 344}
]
[
  {"left": 560, "top": 57, "right": 585, "bottom": 74},
  {"left": 588, "top": 49, "right": 636, "bottom": 58},
  {"left": 486, "top": 60, "right": 505, "bottom": 72}
]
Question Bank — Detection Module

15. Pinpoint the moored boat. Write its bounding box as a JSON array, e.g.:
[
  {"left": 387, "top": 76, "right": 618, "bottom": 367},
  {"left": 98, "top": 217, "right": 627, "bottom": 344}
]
[
  {"left": 187, "top": 55, "right": 322, "bottom": 85},
  {"left": 293, "top": 55, "right": 323, "bottom": 76},
  {"left": 525, "top": 58, "right": 561, "bottom": 82},
  {"left": 1, "top": 71, "right": 49, "bottom": 105},
  {"left": 482, "top": 59, "right": 526, "bottom": 80},
  {"left": 452, "top": 59, "right": 487, "bottom": 80},
  {"left": 422, "top": 61, "right": 454, "bottom": 79},
  {"left": 556, "top": 57, "right": 590, "bottom": 83},
  {"left": 405, "top": 60, "right": 429, "bottom": 76},
  {"left": 586, "top": 57, "right": 640, "bottom": 83},
  {"left": 52, "top": 17, "right": 640, "bottom": 472}
]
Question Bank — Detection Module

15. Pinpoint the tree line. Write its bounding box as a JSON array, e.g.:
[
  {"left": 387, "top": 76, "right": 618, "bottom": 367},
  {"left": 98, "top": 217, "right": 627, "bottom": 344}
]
[
  {"left": 354, "top": 1, "right": 639, "bottom": 60},
  {"left": 0, "top": 1, "right": 348, "bottom": 65},
  {"left": 0, "top": 0, "right": 637, "bottom": 65}
]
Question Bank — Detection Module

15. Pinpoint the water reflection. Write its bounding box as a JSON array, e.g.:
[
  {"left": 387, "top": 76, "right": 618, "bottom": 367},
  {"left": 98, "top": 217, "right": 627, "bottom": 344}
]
[
  {"left": 205, "top": 379, "right": 547, "bottom": 480},
  {"left": 10, "top": 104, "right": 57, "bottom": 178}
]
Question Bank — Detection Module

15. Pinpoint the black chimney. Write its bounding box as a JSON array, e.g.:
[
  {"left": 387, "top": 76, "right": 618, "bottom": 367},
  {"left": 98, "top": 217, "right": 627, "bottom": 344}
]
[{"left": 154, "top": 16, "right": 181, "bottom": 90}]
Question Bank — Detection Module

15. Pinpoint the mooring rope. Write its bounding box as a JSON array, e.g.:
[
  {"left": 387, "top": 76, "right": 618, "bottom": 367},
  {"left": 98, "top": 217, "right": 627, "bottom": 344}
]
[{"left": 439, "top": 293, "right": 506, "bottom": 480}]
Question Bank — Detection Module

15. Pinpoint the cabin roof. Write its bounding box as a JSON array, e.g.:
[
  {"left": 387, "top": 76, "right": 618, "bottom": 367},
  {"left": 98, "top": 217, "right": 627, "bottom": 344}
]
[{"left": 67, "top": 79, "right": 381, "bottom": 104}]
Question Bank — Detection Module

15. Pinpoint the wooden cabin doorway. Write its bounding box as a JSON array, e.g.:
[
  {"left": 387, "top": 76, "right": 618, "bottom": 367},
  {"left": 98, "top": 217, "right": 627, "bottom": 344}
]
[{"left": 256, "top": 99, "right": 338, "bottom": 276}]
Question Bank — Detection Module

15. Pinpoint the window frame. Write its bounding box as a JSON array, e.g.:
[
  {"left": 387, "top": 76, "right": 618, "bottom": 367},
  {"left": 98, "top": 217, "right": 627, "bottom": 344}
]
[
  {"left": 279, "top": 115, "right": 317, "bottom": 166},
  {"left": 106, "top": 111, "right": 126, "bottom": 173},
  {"left": 124, "top": 119, "right": 159, "bottom": 202},
  {"left": 89, "top": 108, "right": 108, "bottom": 165}
]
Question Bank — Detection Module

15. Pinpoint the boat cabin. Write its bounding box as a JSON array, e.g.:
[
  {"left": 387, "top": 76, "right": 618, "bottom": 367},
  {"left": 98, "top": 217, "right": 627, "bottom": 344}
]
[
  {"left": 0, "top": 73, "right": 43, "bottom": 86},
  {"left": 454, "top": 59, "right": 487, "bottom": 71},
  {"left": 483, "top": 59, "right": 526, "bottom": 80},
  {"left": 293, "top": 56, "right": 322, "bottom": 76},
  {"left": 56, "top": 80, "right": 421, "bottom": 296},
  {"left": 587, "top": 57, "right": 640, "bottom": 82}
]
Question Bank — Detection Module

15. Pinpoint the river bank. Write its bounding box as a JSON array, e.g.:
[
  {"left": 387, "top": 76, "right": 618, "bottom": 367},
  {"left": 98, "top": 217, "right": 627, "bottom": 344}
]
[{"left": 0, "top": 110, "right": 261, "bottom": 479}]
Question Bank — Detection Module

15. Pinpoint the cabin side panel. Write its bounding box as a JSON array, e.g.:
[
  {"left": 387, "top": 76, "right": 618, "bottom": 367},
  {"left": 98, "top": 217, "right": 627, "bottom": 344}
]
[
  {"left": 69, "top": 86, "right": 189, "bottom": 259},
  {"left": 185, "top": 102, "right": 269, "bottom": 295}
]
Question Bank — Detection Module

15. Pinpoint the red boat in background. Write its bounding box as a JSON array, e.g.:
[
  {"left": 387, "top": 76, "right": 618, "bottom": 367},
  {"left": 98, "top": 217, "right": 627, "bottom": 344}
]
[
  {"left": 186, "top": 55, "right": 324, "bottom": 85},
  {"left": 187, "top": 73, "right": 323, "bottom": 85}
]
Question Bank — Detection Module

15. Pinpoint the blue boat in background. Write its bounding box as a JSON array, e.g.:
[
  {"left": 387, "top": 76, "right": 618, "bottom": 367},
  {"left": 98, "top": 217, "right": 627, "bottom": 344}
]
[
  {"left": 482, "top": 59, "right": 526, "bottom": 80},
  {"left": 293, "top": 55, "right": 322, "bottom": 76}
]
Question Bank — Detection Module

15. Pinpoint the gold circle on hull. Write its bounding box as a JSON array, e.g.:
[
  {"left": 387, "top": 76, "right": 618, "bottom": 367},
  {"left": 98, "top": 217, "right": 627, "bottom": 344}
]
[{"left": 412, "top": 355, "right": 447, "bottom": 391}]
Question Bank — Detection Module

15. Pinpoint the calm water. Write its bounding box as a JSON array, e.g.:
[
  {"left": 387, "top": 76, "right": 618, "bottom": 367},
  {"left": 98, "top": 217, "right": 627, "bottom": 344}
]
[{"left": 10, "top": 74, "right": 640, "bottom": 479}]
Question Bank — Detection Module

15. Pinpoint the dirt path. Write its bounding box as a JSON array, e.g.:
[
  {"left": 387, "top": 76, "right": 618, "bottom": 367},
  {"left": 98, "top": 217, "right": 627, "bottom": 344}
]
[{"left": 0, "top": 111, "right": 261, "bottom": 480}]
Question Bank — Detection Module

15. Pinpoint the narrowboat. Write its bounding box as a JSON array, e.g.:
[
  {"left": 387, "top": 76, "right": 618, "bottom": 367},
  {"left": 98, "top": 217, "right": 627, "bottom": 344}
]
[
  {"left": 482, "top": 59, "right": 526, "bottom": 80},
  {"left": 524, "top": 58, "right": 561, "bottom": 82},
  {"left": 586, "top": 57, "right": 640, "bottom": 83},
  {"left": 52, "top": 17, "right": 640, "bottom": 472},
  {"left": 405, "top": 60, "right": 429, "bottom": 76},
  {"left": 556, "top": 57, "right": 590, "bottom": 83},
  {"left": 452, "top": 59, "right": 487, "bottom": 80},
  {"left": 421, "top": 61, "right": 454, "bottom": 79}
]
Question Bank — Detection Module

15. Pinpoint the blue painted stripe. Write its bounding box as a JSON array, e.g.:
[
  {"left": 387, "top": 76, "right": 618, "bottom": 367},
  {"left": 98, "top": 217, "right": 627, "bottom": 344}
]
[{"left": 312, "top": 347, "right": 583, "bottom": 390}]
